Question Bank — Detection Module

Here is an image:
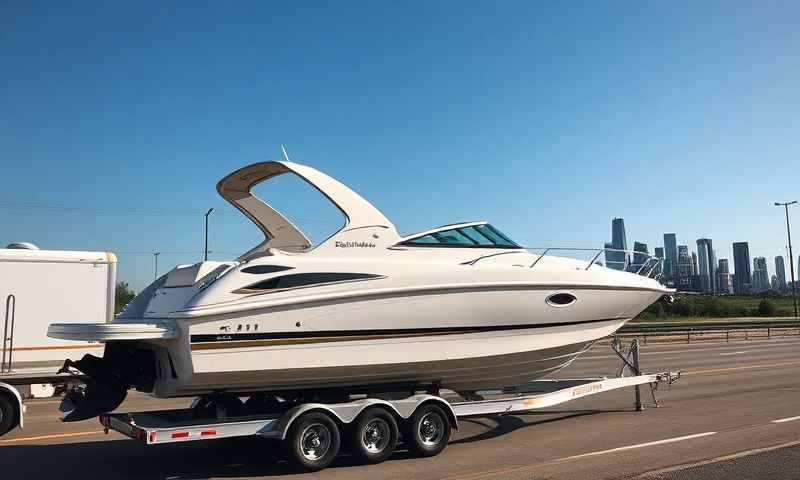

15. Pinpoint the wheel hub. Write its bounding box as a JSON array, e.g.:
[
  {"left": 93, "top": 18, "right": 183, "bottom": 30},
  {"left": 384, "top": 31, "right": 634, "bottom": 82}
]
[
  {"left": 418, "top": 412, "right": 444, "bottom": 446},
  {"left": 362, "top": 418, "right": 390, "bottom": 453},
  {"left": 300, "top": 423, "right": 331, "bottom": 460}
]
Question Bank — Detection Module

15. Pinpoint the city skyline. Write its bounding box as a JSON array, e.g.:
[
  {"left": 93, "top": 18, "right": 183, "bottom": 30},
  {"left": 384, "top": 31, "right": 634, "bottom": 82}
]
[{"left": 605, "top": 217, "right": 798, "bottom": 294}]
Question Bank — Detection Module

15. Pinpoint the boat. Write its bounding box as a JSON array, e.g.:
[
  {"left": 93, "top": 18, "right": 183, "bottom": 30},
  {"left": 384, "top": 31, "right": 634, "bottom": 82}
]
[{"left": 48, "top": 159, "right": 669, "bottom": 422}]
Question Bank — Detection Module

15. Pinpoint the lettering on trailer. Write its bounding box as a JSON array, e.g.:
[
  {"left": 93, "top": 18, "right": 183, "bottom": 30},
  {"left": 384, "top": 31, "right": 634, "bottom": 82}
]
[
  {"left": 335, "top": 241, "right": 376, "bottom": 248},
  {"left": 571, "top": 383, "right": 603, "bottom": 397}
]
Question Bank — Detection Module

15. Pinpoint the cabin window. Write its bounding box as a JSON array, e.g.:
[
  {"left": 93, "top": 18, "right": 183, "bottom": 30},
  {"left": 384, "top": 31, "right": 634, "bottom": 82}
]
[
  {"left": 241, "top": 265, "right": 294, "bottom": 274},
  {"left": 546, "top": 293, "right": 578, "bottom": 307},
  {"left": 237, "top": 272, "right": 383, "bottom": 293}
]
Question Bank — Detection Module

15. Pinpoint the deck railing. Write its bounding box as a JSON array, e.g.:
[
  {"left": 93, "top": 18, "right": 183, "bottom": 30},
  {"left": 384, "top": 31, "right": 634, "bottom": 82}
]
[{"left": 525, "top": 247, "right": 664, "bottom": 280}]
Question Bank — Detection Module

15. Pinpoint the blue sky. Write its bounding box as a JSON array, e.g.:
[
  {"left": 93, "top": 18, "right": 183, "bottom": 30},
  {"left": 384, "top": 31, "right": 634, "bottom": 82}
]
[{"left": 2, "top": 1, "right": 799, "bottom": 291}]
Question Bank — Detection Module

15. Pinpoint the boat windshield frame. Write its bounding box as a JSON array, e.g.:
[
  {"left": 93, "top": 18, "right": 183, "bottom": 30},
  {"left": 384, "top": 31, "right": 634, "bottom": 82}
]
[{"left": 397, "top": 222, "right": 522, "bottom": 249}]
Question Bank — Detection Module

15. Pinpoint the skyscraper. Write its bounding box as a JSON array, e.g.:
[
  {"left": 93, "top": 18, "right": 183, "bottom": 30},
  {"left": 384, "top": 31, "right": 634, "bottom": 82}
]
[
  {"left": 752, "top": 257, "right": 770, "bottom": 292},
  {"left": 605, "top": 218, "right": 629, "bottom": 270},
  {"left": 732, "top": 242, "right": 752, "bottom": 294},
  {"left": 696, "top": 238, "right": 717, "bottom": 294},
  {"left": 775, "top": 256, "right": 787, "bottom": 291},
  {"left": 663, "top": 233, "right": 678, "bottom": 281},
  {"left": 676, "top": 245, "right": 694, "bottom": 291},
  {"left": 632, "top": 241, "right": 649, "bottom": 271},
  {"left": 718, "top": 259, "right": 733, "bottom": 294},
  {"left": 654, "top": 247, "right": 664, "bottom": 259}
]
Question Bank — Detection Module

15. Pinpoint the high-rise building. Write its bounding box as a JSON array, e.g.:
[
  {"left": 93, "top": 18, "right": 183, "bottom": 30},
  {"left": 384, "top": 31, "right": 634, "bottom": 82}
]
[
  {"left": 752, "top": 257, "right": 770, "bottom": 292},
  {"left": 697, "top": 238, "right": 717, "bottom": 294},
  {"left": 654, "top": 247, "right": 664, "bottom": 259},
  {"left": 663, "top": 233, "right": 678, "bottom": 281},
  {"left": 605, "top": 218, "right": 629, "bottom": 270},
  {"left": 732, "top": 242, "right": 752, "bottom": 294},
  {"left": 603, "top": 242, "right": 613, "bottom": 268},
  {"left": 676, "top": 245, "right": 694, "bottom": 291},
  {"left": 717, "top": 259, "right": 733, "bottom": 294},
  {"left": 691, "top": 251, "right": 699, "bottom": 276},
  {"left": 775, "top": 256, "right": 787, "bottom": 291},
  {"left": 632, "top": 242, "right": 649, "bottom": 271}
]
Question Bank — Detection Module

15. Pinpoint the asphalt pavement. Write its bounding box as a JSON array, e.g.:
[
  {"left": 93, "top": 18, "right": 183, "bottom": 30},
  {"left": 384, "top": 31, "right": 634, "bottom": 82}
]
[{"left": 1, "top": 335, "right": 798, "bottom": 479}]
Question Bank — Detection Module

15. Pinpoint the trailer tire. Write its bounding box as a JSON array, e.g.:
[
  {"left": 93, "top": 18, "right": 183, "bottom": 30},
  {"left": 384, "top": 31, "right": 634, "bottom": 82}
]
[
  {"left": 285, "top": 411, "right": 341, "bottom": 471},
  {"left": 403, "top": 403, "right": 450, "bottom": 457},
  {"left": 0, "top": 394, "right": 17, "bottom": 437},
  {"left": 348, "top": 407, "right": 398, "bottom": 464}
]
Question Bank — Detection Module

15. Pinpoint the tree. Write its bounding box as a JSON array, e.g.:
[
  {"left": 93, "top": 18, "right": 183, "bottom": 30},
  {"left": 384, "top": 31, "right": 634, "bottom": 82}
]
[
  {"left": 115, "top": 281, "right": 136, "bottom": 313},
  {"left": 755, "top": 298, "right": 777, "bottom": 317}
]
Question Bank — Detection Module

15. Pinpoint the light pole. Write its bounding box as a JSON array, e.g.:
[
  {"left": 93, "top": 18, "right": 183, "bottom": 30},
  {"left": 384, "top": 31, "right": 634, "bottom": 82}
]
[
  {"left": 204, "top": 208, "right": 214, "bottom": 261},
  {"left": 153, "top": 252, "right": 160, "bottom": 280},
  {"left": 775, "top": 201, "right": 798, "bottom": 318}
]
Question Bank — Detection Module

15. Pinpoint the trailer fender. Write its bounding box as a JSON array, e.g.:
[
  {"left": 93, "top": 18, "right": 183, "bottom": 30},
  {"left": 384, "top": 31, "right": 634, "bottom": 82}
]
[
  {"left": 272, "top": 395, "right": 457, "bottom": 440},
  {"left": 0, "top": 382, "right": 24, "bottom": 430}
]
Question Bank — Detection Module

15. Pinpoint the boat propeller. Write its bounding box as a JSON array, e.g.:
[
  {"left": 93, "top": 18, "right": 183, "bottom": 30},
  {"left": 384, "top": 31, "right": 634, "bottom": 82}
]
[{"left": 57, "top": 354, "right": 129, "bottom": 422}]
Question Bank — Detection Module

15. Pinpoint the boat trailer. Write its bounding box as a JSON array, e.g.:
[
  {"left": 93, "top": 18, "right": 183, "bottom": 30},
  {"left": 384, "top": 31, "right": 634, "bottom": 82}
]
[{"left": 98, "top": 339, "right": 680, "bottom": 471}]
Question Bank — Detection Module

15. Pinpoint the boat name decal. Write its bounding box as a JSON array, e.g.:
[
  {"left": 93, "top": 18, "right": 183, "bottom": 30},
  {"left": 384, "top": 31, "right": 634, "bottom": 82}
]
[{"left": 335, "top": 241, "right": 376, "bottom": 248}]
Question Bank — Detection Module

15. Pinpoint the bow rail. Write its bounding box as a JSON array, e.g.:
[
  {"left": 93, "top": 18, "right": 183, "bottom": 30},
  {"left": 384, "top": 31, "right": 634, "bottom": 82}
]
[{"left": 526, "top": 247, "right": 663, "bottom": 279}]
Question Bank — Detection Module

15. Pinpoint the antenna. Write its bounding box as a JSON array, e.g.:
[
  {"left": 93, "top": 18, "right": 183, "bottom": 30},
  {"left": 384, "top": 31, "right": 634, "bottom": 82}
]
[{"left": 281, "top": 145, "right": 291, "bottom": 162}]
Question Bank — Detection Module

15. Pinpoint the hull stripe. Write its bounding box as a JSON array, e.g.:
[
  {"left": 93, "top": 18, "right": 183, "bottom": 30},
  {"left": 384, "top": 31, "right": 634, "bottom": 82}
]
[{"left": 190, "top": 317, "right": 626, "bottom": 350}]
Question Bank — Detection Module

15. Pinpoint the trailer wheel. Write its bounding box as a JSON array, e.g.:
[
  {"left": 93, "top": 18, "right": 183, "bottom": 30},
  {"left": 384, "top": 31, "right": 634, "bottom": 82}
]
[
  {"left": 0, "top": 394, "right": 17, "bottom": 436},
  {"left": 285, "top": 411, "right": 341, "bottom": 471},
  {"left": 349, "top": 407, "right": 398, "bottom": 464},
  {"left": 404, "top": 403, "right": 451, "bottom": 457}
]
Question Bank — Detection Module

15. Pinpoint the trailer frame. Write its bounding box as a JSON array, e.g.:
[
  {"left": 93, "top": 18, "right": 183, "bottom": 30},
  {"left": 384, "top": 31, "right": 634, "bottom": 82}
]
[{"left": 97, "top": 339, "right": 680, "bottom": 470}]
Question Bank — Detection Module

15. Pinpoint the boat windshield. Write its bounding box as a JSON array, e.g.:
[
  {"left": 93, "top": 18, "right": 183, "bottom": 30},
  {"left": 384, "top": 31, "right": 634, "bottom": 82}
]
[{"left": 400, "top": 224, "right": 520, "bottom": 248}]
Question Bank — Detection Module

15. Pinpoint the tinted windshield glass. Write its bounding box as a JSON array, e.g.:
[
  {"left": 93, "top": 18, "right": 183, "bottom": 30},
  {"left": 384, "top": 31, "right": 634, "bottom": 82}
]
[
  {"left": 401, "top": 224, "right": 520, "bottom": 248},
  {"left": 474, "top": 224, "right": 518, "bottom": 247}
]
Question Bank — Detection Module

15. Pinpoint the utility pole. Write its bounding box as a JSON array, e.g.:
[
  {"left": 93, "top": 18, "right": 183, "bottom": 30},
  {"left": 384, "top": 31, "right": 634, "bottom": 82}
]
[
  {"left": 153, "top": 252, "right": 160, "bottom": 280},
  {"left": 204, "top": 208, "right": 214, "bottom": 261},
  {"left": 775, "top": 201, "right": 799, "bottom": 318}
]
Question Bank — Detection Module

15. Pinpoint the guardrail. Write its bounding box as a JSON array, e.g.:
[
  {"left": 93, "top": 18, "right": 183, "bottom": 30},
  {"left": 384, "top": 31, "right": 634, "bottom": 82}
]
[{"left": 615, "top": 320, "right": 800, "bottom": 344}]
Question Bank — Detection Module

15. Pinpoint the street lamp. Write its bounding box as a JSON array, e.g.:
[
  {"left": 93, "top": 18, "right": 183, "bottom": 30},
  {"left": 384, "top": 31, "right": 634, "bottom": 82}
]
[
  {"left": 204, "top": 208, "right": 214, "bottom": 261},
  {"left": 153, "top": 252, "right": 160, "bottom": 280},
  {"left": 775, "top": 201, "right": 798, "bottom": 318}
]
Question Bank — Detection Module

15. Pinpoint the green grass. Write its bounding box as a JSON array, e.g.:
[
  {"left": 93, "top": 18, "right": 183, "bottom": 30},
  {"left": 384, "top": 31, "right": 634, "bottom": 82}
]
[
  {"left": 635, "top": 294, "right": 799, "bottom": 322},
  {"left": 630, "top": 315, "right": 794, "bottom": 324}
]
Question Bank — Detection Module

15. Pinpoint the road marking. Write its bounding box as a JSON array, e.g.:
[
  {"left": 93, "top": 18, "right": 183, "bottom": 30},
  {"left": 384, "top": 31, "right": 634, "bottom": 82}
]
[
  {"left": 771, "top": 415, "right": 800, "bottom": 423},
  {"left": 719, "top": 351, "right": 749, "bottom": 356},
  {"left": 557, "top": 431, "right": 717, "bottom": 461},
  {"left": 0, "top": 430, "right": 104, "bottom": 444},
  {"left": 636, "top": 439, "right": 800, "bottom": 478},
  {"left": 685, "top": 361, "right": 800, "bottom": 376},
  {"left": 444, "top": 432, "right": 718, "bottom": 480}
]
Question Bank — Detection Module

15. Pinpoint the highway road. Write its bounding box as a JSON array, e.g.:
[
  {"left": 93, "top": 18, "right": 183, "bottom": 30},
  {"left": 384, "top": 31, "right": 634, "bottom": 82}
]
[{"left": 1, "top": 336, "right": 799, "bottom": 479}]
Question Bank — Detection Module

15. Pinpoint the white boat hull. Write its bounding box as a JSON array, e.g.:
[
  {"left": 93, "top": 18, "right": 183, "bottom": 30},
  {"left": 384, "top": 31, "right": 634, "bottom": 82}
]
[{"left": 157, "top": 317, "right": 628, "bottom": 397}]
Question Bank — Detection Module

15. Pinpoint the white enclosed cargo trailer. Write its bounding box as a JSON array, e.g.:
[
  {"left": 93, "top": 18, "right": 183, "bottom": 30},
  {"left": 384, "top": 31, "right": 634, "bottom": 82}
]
[{"left": 0, "top": 244, "right": 117, "bottom": 436}]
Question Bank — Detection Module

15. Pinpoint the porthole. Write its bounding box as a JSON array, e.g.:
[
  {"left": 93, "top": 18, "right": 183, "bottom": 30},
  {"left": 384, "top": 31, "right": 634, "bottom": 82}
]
[{"left": 546, "top": 292, "right": 577, "bottom": 307}]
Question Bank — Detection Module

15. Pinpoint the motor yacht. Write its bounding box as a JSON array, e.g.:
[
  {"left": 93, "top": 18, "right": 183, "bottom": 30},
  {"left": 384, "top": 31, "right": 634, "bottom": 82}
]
[{"left": 48, "top": 160, "right": 669, "bottom": 421}]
